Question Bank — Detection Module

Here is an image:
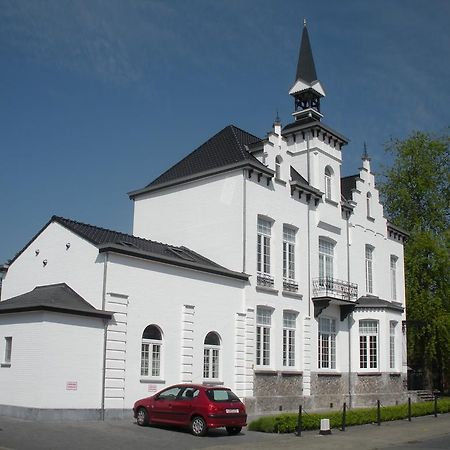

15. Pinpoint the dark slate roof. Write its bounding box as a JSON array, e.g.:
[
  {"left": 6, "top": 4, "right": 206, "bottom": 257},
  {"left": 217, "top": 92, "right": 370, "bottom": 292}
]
[
  {"left": 296, "top": 24, "right": 318, "bottom": 83},
  {"left": 129, "top": 125, "right": 273, "bottom": 198},
  {"left": 282, "top": 120, "right": 349, "bottom": 144},
  {"left": 341, "top": 175, "right": 359, "bottom": 201},
  {"left": 356, "top": 295, "right": 404, "bottom": 312},
  {"left": 290, "top": 166, "right": 323, "bottom": 197},
  {"left": 0, "top": 283, "right": 112, "bottom": 319},
  {"left": 6, "top": 216, "right": 248, "bottom": 281}
]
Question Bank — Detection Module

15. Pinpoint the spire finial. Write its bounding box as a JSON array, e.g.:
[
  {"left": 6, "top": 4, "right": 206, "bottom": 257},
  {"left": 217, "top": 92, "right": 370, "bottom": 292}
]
[
  {"left": 362, "top": 142, "right": 371, "bottom": 161},
  {"left": 273, "top": 109, "right": 281, "bottom": 127},
  {"left": 303, "top": 18, "right": 307, "bottom": 27}
]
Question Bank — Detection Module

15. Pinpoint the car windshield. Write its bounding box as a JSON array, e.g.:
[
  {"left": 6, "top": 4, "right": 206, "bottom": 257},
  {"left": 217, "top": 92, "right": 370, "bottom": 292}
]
[{"left": 206, "top": 389, "right": 240, "bottom": 402}]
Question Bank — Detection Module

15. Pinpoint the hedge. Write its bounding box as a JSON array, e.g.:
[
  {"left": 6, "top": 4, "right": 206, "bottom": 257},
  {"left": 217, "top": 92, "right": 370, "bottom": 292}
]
[{"left": 248, "top": 398, "right": 450, "bottom": 433}]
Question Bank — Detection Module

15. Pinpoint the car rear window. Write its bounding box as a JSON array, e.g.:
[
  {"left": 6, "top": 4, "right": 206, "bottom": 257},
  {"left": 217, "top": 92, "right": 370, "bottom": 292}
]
[{"left": 206, "top": 389, "right": 240, "bottom": 402}]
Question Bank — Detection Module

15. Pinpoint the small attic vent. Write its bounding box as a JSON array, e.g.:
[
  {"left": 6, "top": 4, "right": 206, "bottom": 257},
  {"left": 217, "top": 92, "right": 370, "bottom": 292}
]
[
  {"left": 168, "top": 248, "right": 195, "bottom": 262},
  {"left": 117, "top": 240, "right": 138, "bottom": 248}
]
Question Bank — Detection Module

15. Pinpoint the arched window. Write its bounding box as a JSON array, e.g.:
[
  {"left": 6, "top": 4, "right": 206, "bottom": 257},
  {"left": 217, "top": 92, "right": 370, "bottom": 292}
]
[
  {"left": 324, "top": 167, "right": 332, "bottom": 200},
  {"left": 275, "top": 155, "right": 282, "bottom": 179},
  {"left": 203, "top": 332, "right": 220, "bottom": 380},
  {"left": 141, "top": 325, "right": 162, "bottom": 377},
  {"left": 366, "top": 192, "right": 372, "bottom": 218}
]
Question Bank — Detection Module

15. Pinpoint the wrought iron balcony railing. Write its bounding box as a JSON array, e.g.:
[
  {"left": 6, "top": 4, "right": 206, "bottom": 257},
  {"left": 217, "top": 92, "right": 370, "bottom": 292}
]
[
  {"left": 283, "top": 279, "right": 299, "bottom": 292},
  {"left": 312, "top": 277, "right": 358, "bottom": 301},
  {"left": 257, "top": 273, "right": 275, "bottom": 288}
]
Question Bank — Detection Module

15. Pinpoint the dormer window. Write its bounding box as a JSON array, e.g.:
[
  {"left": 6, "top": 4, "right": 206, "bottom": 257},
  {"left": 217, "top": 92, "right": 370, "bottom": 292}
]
[
  {"left": 324, "top": 166, "right": 332, "bottom": 200},
  {"left": 275, "top": 156, "right": 282, "bottom": 179}
]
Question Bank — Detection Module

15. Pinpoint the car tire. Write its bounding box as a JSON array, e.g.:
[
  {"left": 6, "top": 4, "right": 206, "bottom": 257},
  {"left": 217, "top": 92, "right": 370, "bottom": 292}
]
[
  {"left": 190, "top": 416, "right": 207, "bottom": 437},
  {"left": 136, "top": 407, "right": 149, "bottom": 426},
  {"left": 226, "top": 426, "right": 242, "bottom": 435}
]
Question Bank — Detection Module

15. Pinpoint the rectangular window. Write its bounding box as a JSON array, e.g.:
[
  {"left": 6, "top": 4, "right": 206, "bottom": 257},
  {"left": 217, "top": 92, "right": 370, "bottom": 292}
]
[
  {"left": 319, "top": 239, "right": 334, "bottom": 287},
  {"left": 318, "top": 318, "right": 336, "bottom": 369},
  {"left": 3, "top": 337, "right": 12, "bottom": 365},
  {"left": 141, "top": 343, "right": 161, "bottom": 377},
  {"left": 390, "top": 321, "right": 396, "bottom": 369},
  {"left": 390, "top": 255, "right": 397, "bottom": 300},
  {"left": 359, "top": 320, "right": 378, "bottom": 369},
  {"left": 203, "top": 348, "right": 220, "bottom": 379},
  {"left": 283, "top": 227, "right": 296, "bottom": 281},
  {"left": 283, "top": 311, "right": 296, "bottom": 367},
  {"left": 365, "top": 245, "right": 374, "bottom": 294},
  {"left": 256, "top": 308, "right": 271, "bottom": 366},
  {"left": 257, "top": 218, "right": 271, "bottom": 275}
]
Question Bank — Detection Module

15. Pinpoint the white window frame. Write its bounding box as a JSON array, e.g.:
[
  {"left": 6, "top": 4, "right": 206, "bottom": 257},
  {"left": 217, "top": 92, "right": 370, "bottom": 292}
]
[
  {"left": 390, "top": 321, "right": 397, "bottom": 370},
  {"left": 366, "top": 192, "right": 372, "bottom": 218},
  {"left": 283, "top": 311, "right": 297, "bottom": 367},
  {"left": 141, "top": 325, "right": 163, "bottom": 379},
  {"left": 2, "top": 337, "right": 12, "bottom": 366},
  {"left": 319, "top": 238, "right": 334, "bottom": 285},
  {"left": 359, "top": 320, "right": 378, "bottom": 369},
  {"left": 365, "top": 245, "right": 374, "bottom": 294},
  {"left": 256, "top": 307, "right": 272, "bottom": 367},
  {"left": 257, "top": 218, "right": 272, "bottom": 276},
  {"left": 324, "top": 166, "right": 332, "bottom": 200},
  {"left": 203, "top": 332, "right": 221, "bottom": 381},
  {"left": 275, "top": 155, "right": 282, "bottom": 179},
  {"left": 318, "top": 317, "right": 336, "bottom": 369},
  {"left": 390, "top": 255, "right": 398, "bottom": 301},
  {"left": 283, "top": 226, "right": 296, "bottom": 282}
]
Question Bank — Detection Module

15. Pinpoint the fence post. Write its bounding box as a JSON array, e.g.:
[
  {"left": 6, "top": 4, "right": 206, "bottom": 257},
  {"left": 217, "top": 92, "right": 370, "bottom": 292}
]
[
  {"left": 377, "top": 400, "right": 381, "bottom": 426},
  {"left": 434, "top": 395, "right": 438, "bottom": 418},
  {"left": 342, "top": 402, "right": 346, "bottom": 431},
  {"left": 296, "top": 405, "right": 302, "bottom": 436},
  {"left": 408, "top": 397, "right": 411, "bottom": 422}
]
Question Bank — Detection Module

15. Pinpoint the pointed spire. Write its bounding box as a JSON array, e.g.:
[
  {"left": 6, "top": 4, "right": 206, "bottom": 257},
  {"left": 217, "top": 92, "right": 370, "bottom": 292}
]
[
  {"left": 362, "top": 142, "right": 371, "bottom": 161},
  {"left": 273, "top": 109, "right": 281, "bottom": 126},
  {"left": 295, "top": 19, "right": 318, "bottom": 83}
]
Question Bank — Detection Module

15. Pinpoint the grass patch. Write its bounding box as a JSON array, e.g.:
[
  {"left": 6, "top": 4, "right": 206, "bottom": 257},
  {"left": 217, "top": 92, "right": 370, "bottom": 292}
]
[{"left": 248, "top": 397, "right": 450, "bottom": 433}]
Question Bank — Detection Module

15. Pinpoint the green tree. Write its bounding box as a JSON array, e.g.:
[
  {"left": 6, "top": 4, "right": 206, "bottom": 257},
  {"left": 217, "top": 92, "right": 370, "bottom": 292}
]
[{"left": 380, "top": 130, "right": 450, "bottom": 391}]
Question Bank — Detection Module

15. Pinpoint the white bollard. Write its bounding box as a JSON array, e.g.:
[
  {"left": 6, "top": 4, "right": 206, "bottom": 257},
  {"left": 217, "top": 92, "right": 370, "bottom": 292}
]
[{"left": 319, "top": 418, "right": 331, "bottom": 435}]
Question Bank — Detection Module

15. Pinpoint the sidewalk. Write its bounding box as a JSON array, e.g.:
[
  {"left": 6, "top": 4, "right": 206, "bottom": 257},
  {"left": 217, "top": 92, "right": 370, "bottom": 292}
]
[{"left": 205, "top": 414, "right": 450, "bottom": 450}]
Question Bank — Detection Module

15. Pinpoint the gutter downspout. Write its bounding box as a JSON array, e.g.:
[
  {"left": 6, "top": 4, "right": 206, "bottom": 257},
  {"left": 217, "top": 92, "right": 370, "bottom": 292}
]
[
  {"left": 306, "top": 131, "right": 312, "bottom": 317},
  {"left": 242, "top": 171, "right": 247, "bottom": 273},
  {"left": 345, "top": 212, "right": 352, "bottom": 408},
  {"left": 101, "top": 252, "right": 109, "bottom": 421}
]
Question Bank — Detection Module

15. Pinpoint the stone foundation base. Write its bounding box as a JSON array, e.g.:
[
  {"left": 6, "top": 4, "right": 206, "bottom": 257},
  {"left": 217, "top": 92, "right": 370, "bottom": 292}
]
[
  {"left": 0, "top": 404, "right": 132, "bottom": 421},
  {"left": 245, "top": 371, "right": 409, "bottom": 415}
]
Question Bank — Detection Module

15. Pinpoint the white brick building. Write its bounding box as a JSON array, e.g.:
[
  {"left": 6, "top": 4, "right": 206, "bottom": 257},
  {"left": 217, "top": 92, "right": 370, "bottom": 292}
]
[{"left": 0, "top": 24, "right": 407, "bottom": 419}]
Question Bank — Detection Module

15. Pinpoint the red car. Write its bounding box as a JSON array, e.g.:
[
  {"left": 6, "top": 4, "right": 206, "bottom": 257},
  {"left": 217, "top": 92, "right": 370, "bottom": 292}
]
[{"left": 133, "top": 384, "right": 247, "bottom": 436}]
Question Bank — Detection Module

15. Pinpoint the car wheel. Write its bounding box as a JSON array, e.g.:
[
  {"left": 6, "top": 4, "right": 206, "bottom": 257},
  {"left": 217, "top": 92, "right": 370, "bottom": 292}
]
[
  {"left": 190, "top": 416, "right": 207, "bottom": 437},
  {"left": 226, "top": 426, "right": 242, "bottom": 435},
  {"left": 136, "top": 407, "right": 149, "bottom": 426}
]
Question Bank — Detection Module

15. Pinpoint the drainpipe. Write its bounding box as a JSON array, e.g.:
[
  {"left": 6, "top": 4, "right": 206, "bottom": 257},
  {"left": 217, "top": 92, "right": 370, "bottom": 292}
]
[
  {"left": 306, "top": 131, "right": 311, "bottom": 184},
  {"left": 101, "top": 252, "right": 109, "bottom": 420},
  {"left": 306, "top": 131, "right": 312, "bottom": 317},
  {"left": 242, "top": 171, "right": 247, "bottom": 273},
  {"left": 345, "top": 212, "right": 352, "bottom": 408}
]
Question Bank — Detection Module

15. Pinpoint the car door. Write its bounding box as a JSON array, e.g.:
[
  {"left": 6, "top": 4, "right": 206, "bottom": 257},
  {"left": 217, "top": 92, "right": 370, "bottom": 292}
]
[
  {"left": 167, "top": 386, "right": 199, "bottom": 425},
  {"left": 150, "top": 386, "right": 183, "bottom": 424}
]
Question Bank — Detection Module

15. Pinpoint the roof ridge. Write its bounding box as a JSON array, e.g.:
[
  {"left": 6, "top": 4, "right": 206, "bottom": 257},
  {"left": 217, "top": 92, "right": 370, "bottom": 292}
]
[{"left": 52, "top": 215, "right": 184, "bottom": 250}]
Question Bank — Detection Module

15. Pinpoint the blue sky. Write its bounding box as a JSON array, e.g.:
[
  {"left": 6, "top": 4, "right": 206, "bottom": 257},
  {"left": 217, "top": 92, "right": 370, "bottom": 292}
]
[{"left": 1, "top": 0, "right": 449, "bottom": 264}]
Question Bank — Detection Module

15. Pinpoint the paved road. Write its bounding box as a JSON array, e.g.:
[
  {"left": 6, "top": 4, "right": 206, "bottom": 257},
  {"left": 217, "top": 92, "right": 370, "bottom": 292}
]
[{"left": 0, "top": 413, "right": 449, "bottom": 450}]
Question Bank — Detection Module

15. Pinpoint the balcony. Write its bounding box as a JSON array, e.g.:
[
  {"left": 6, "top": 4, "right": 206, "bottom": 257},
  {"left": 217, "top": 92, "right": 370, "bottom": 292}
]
[
  {"left": 283, "top": 279, "right": 299, "bottom": 292},
  {"left": 257, "top": 273, "right": 275, "bottom": 289},
  {"left": 312, "top": 277, "right": 358, "bottom": 320}
]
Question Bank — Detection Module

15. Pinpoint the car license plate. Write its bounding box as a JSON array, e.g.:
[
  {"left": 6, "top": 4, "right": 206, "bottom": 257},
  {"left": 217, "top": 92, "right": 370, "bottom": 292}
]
[{"left": 226, "top": 409, "right": 239, "bottom": 414}]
